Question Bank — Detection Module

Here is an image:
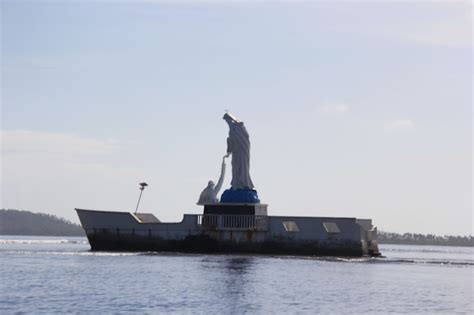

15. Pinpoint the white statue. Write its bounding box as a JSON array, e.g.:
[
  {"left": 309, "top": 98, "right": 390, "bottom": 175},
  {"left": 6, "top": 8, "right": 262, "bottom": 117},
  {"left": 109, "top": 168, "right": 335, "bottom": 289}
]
[
  {"left": 197, "top": 157, "right": 227, "bottom": 205},
  {"left": 223, "top": 113, "right": 255, "bottom": 189}
]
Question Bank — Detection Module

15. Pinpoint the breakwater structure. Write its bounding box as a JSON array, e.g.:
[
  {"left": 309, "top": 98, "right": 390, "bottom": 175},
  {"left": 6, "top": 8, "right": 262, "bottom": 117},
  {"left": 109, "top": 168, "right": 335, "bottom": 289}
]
[
  {"left": 76, "top": 113, "right": 380, "bottom": 257},
  {"left": 76, "top": 205, "right": 380, "bottom": 256}
]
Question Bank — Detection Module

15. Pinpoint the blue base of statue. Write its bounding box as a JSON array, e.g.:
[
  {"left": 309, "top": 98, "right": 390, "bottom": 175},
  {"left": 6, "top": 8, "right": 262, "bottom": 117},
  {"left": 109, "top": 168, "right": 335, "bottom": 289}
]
[{"left": 220, "top": 188, "right": 260, "bottom": 204}]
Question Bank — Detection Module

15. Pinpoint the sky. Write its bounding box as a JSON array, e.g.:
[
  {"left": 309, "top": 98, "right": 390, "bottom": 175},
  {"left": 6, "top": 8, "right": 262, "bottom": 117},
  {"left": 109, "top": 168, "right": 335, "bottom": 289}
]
[{"left": 1, "top": 0, "right": 472, "bottom": 236}]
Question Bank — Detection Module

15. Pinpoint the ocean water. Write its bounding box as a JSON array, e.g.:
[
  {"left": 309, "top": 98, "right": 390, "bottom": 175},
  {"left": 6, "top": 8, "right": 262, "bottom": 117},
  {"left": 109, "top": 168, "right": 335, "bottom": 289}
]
[{"left": 0, "top": 236, "right": 472, "bottom": 314}]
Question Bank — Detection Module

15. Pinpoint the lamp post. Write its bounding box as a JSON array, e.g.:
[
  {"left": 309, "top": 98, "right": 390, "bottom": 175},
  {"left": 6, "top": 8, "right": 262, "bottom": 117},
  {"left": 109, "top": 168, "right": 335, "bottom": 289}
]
[{"left": 134, "top": 182, "right": 148, "bottom": 214}]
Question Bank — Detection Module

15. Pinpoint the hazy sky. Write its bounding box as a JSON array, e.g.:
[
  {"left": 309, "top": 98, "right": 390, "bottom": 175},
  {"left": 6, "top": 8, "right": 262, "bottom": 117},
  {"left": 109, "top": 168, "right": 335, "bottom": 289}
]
[{"left": 1, "top": 1, "right": 472, "bottom": 235}]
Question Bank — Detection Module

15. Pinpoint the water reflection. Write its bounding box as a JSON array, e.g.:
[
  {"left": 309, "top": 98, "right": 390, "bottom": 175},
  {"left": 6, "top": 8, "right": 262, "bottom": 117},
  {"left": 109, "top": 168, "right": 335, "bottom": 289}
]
[
  {"left": 224, "top": 256, "right": 253, "bottom": 273},
  {"left": 197, "top": 255, "right": 256, "bottom": 312},
  {"left": 220, "top": 256, "right": 255, "bottom": 311}
]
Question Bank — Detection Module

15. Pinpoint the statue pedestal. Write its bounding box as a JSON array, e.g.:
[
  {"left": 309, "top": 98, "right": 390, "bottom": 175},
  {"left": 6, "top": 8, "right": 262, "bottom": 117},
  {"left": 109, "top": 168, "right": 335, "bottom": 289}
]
[
  {"left": 203, "top": 203, "right": 268, "bottom": 216},
  {"left": 220, "top": 188, "right": 260, "bottom": 204}
]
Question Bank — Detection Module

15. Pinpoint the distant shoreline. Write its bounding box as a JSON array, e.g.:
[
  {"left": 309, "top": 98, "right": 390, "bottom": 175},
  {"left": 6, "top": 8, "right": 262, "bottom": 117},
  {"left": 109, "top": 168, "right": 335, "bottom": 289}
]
[
  {"left": 1, "top": 209, "right": 472, "bottom": 247},
  {"left": 378, "top": 232, "right": 473, "bottom": 247},
  {"left": 0, "top": 234, "right": 472, "bottom": 248},
  {"left": 0, "top": 209, "right": 85, "bottom": 237},
  {"left": 377, "top": 240, "right": 473, "bottom": 247}
]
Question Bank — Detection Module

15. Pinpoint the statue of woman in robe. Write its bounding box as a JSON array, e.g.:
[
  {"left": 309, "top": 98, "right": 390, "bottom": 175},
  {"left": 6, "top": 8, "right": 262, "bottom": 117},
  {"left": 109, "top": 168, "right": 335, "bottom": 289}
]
[{"left": 223, "top": 113, "right": 255, "bottom": 190}]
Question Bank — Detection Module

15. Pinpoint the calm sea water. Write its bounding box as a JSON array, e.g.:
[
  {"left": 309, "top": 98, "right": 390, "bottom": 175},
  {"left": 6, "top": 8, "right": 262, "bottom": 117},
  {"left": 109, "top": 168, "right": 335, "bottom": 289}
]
[{"left": 0, "top": 236, "right": 472, "bottom": 314}]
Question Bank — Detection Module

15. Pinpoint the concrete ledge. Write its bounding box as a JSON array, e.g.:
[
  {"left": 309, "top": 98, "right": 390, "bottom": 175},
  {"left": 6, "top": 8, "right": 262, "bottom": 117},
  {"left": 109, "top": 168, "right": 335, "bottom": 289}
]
[{"left": 204, "top": 203, "right": 268, "bottom": 216}]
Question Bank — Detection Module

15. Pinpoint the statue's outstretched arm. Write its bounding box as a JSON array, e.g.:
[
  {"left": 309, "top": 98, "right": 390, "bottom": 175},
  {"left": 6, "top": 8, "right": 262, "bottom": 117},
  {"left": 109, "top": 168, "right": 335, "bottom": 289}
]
[{"left": 214, "top": 157, "right": 227, "bottom": 194}]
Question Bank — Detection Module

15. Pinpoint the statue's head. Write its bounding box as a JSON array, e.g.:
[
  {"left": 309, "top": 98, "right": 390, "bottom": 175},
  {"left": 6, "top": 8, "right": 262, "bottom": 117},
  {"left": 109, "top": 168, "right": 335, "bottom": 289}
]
[
  {"left": 223, "top": 112, "right": 240, "bottom": 125},
  {"left": 207, "top": 180, "right": 215, "bottom": 188}
]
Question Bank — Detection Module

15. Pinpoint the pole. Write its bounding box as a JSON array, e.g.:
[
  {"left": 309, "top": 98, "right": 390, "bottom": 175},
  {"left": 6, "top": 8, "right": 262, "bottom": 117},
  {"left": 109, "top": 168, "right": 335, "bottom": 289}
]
[
  {"left": 134, "top": 189, "right": 143, "bottom": 214},
  {"left": 134, "top": 182, "right": 148, "bottom": 214}
]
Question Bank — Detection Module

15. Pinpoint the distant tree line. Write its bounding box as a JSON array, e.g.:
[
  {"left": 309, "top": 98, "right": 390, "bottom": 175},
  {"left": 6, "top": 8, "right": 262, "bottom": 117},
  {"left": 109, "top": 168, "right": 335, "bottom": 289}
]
[
  {"left": 378, "top": 231, "right": 473, "bottom": 247},
  {"left": 0, "top": 209, "right": 85, "bottom": 236},
  {"left": 1, "top": 209, "right": 472, "bottom": 246}
]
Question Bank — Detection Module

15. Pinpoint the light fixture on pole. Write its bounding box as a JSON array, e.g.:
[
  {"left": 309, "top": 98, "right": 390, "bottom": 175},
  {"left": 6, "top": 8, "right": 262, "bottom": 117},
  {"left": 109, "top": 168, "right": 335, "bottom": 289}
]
[{"left": 134, "top": 182, "right": 148, "bottom": 214}]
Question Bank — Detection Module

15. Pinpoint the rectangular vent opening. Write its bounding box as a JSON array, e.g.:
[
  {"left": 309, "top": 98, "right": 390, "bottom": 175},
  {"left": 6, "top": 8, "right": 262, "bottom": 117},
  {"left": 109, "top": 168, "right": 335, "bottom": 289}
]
[
  {"left": 282, "top": 221, "right": 300, "bottom": 232},
  {"left": 323, "top": 222, "right": 341, "bottom": 233}
]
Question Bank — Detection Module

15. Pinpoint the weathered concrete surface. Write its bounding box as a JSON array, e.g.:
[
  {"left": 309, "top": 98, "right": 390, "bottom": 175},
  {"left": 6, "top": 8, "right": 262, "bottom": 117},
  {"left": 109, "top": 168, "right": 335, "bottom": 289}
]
[
  {"left": 86, "top": 232, "right": 365, "bottom": 256},
  {"left": 76, "top": 208, "right": 381, "bottom": 257}
]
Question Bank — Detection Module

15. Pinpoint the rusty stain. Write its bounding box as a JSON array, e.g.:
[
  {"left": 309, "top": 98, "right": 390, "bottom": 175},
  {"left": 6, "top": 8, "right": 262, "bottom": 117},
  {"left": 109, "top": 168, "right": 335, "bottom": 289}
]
[{"left": 246, "top": 230, "right": 253, "bottom": 241}]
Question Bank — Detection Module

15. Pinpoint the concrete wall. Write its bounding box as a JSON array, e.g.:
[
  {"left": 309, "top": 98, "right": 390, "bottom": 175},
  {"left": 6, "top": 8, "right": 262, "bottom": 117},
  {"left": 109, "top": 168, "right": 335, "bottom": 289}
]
[
  {"left": 267, "top": 216, "right": 362, "bottom": 242},
  {"left": 76, "top": 209, "right": 379, "bottom": 256},
  {"left": 77, "top": 209, "right": 368, "bottom": 244}
]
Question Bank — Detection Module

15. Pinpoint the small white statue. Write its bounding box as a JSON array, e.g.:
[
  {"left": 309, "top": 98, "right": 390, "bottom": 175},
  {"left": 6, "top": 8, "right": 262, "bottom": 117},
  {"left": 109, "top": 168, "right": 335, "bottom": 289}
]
[{"left": 197, "top": 156, "right": 228, "bottom": 205}]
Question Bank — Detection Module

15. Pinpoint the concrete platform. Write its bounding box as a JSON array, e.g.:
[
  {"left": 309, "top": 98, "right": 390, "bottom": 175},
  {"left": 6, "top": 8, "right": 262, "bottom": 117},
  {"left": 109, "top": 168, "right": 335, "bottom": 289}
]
[{"left": 75, "top": 208, "right": 381, "bottom": 257}]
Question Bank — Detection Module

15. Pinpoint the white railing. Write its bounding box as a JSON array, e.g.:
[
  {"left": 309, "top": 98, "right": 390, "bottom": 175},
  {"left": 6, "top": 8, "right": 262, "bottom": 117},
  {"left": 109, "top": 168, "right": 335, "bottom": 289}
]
[{"left": 196, "top": 214, "right": 268, "bottom": 231}]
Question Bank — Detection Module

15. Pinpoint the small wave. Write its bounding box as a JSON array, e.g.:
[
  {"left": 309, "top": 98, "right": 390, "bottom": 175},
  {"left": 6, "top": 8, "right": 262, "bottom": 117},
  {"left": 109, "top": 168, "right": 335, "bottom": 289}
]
[
  {"left": 0, "top": 239, "right": 88, "bottom": 245},
  {"left": 267, "top": 255, "right": 474, "bottom": 267},
  {"left": 334, "top": 257, "right": 474, "bottom": 267},
  {"left": 0, "top": 250, "right": 141, "bottom": 256},
  {"left": 381, "top": 247, "right": 471, "bottom": 254}
]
